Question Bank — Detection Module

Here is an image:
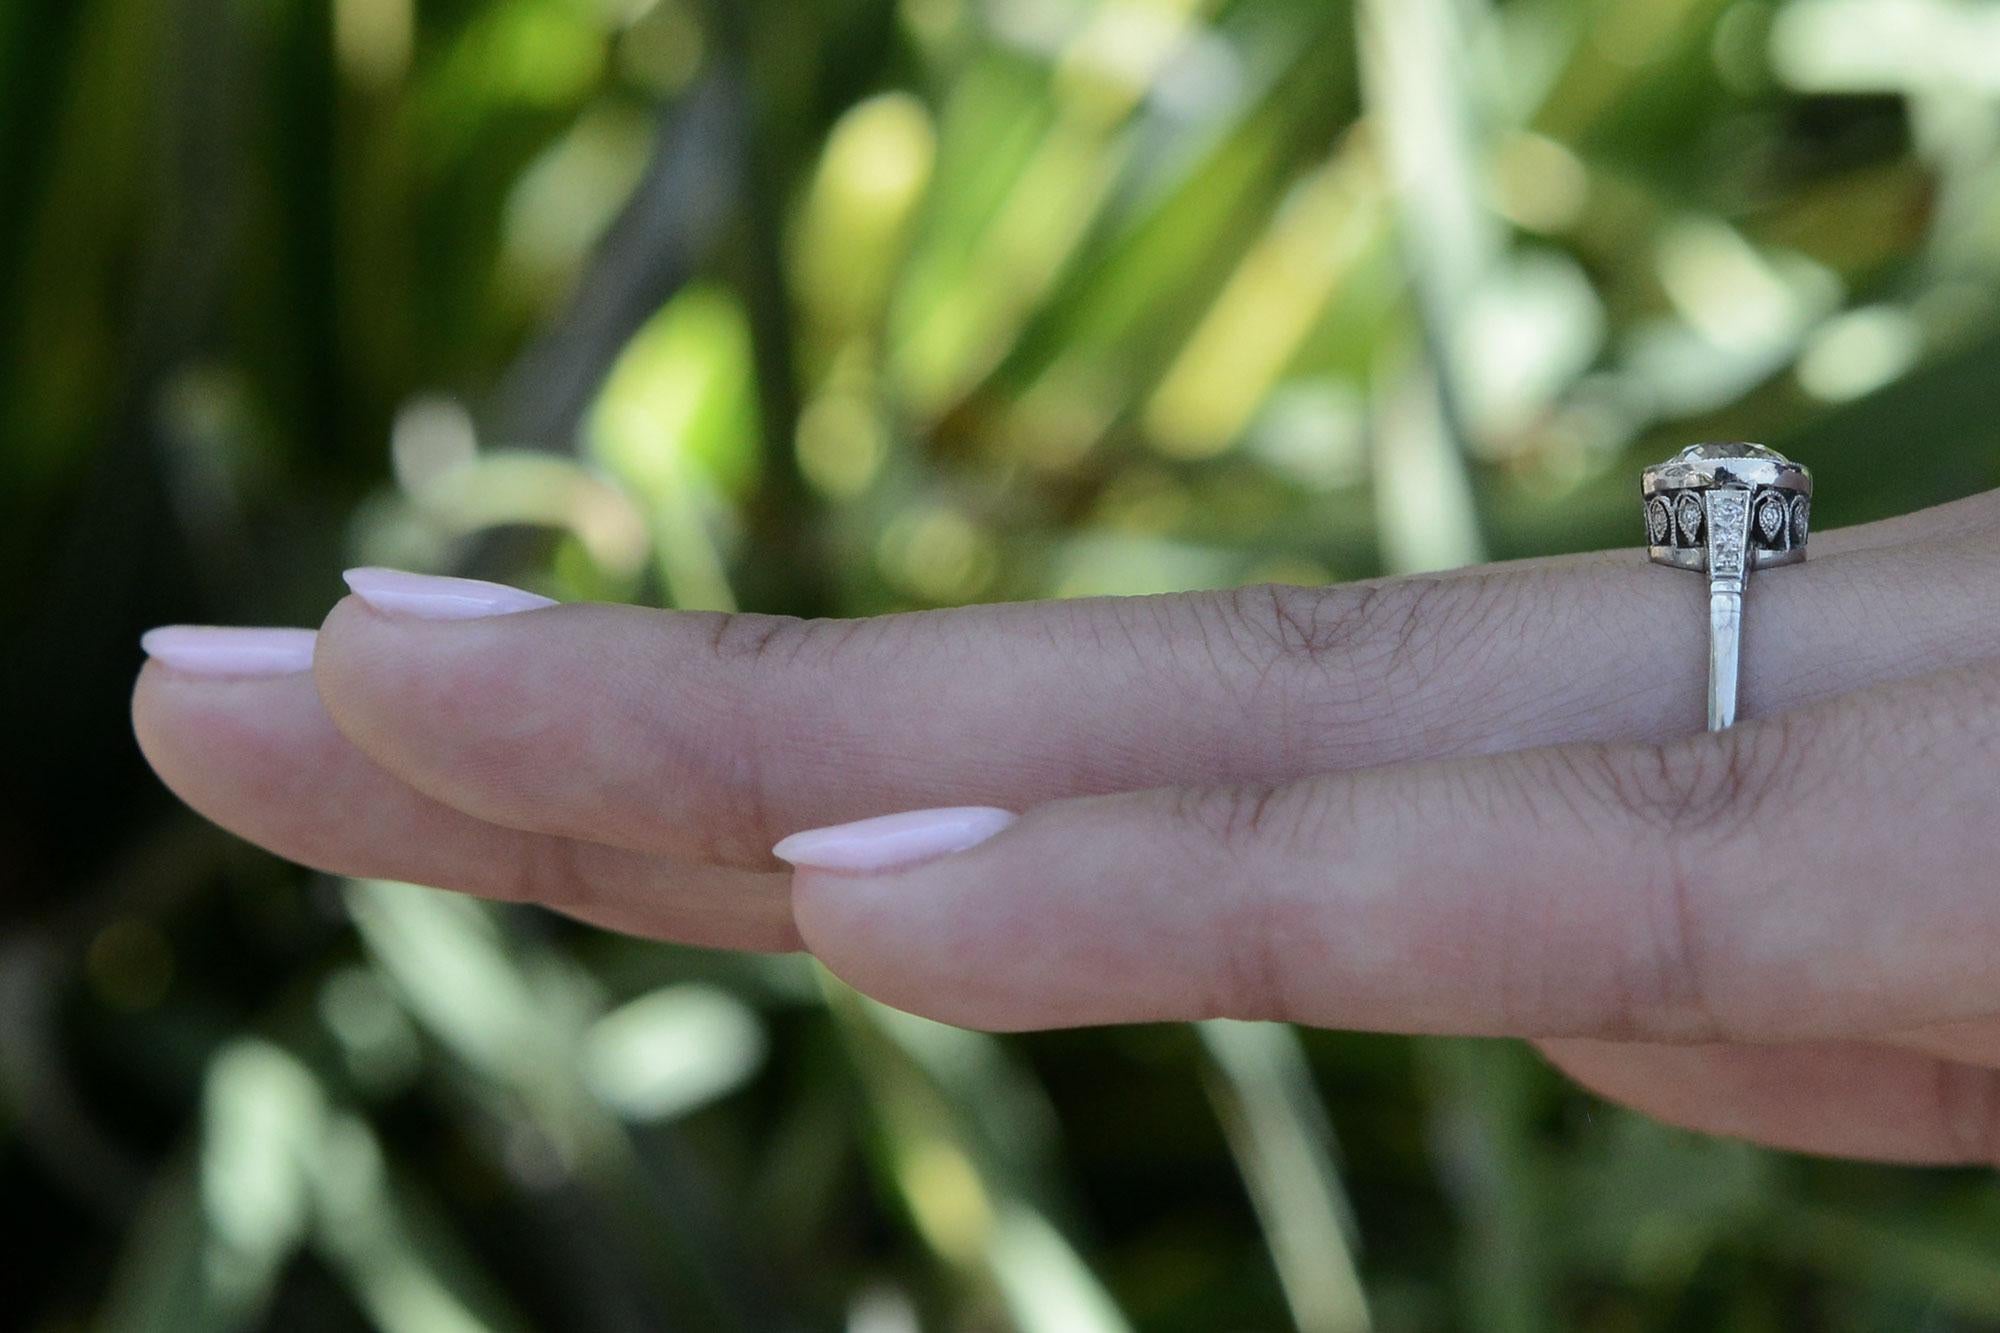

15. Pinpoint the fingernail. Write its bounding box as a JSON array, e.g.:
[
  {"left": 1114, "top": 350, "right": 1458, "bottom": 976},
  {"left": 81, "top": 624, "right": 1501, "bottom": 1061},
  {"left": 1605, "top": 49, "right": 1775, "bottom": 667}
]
[
  {"left": 342, "top": 567, "right": 556, "bottom": 620},
  {"left": 140, "top": 626, "right": 317, "bottom": 677},
  {"left": 773, "top": 806, "right": 1018, "bottom": 872}
]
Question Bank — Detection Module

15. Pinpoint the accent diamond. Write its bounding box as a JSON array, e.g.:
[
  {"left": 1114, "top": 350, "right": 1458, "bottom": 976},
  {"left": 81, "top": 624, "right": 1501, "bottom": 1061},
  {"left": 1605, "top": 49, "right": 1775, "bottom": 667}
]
[
  {"left": 1790, "top": 493, "right": 1810, "bottom": 546},
  {"left": 1647, "top": 497, "right": 1673, "bottom": 545},
  {"left": 1675, "top": 493, "right": 1704, "bottom": 545},
  {"left": 1707, "top": 490, "right": 1751, "bottom": 579},
  {"left": 1757, "top": 494, "right": 1788, "bottom": 544}
]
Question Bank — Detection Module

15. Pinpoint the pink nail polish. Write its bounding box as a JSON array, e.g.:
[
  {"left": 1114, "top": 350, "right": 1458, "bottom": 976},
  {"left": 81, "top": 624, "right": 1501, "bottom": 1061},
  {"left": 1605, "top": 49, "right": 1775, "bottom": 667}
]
[
  {"left": 342, "top": 567, "right": 557, "bottom": 620},
  {"left": 140, "top": 626, "right": 317, "bottom": 677},
  {"left": 773, "top": 807, "right": 1018, "bottom": 872}
]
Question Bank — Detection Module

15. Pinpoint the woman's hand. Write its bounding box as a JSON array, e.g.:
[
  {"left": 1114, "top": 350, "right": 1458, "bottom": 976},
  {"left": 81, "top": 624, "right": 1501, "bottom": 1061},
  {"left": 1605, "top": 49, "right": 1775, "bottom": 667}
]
[{"left": 133, "top": 488, "right": 2000, "bottom": 1165}]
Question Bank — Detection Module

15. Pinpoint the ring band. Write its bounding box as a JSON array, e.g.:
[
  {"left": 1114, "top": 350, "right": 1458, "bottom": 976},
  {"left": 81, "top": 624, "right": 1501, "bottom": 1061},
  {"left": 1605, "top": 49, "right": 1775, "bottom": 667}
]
[{"left": 1642, "top": 444, "right": 1812, "bottom": 731}]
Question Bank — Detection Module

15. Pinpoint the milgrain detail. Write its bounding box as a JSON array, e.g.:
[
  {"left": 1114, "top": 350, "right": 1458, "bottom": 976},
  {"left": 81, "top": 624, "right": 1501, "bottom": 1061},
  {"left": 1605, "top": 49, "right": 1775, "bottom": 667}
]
[
  {"left": 1647, "top": 496, "right": 1673, "bottom": 546},
  {"left": 1647, "top": 484, "right": 1810, "bottom": 555}
]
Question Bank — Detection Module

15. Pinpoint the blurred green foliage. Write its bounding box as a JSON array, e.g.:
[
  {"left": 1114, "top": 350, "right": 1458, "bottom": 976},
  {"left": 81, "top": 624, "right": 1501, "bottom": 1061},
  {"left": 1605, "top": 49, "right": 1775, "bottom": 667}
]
[{"left": 6, "top": 0, "right": 2000, "bottom": 1328}]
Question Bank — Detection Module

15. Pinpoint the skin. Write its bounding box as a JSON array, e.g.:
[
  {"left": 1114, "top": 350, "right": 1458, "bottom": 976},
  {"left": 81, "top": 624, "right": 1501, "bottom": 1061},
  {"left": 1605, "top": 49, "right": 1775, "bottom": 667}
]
[{"left": 133, "top": 488, "right": 2000, "bottom": 1166}]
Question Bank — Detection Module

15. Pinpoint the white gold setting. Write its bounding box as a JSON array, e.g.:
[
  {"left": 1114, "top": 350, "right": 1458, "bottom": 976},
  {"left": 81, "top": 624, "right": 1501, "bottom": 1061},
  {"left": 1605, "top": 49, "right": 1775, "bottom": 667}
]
[{"left": 1641, "top": 443, "right": 1813, "bottom": 732}]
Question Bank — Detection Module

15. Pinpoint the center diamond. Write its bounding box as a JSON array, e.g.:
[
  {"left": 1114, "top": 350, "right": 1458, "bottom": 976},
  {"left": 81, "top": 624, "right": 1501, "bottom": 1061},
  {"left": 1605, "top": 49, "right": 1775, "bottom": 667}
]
[{"left": 1672, "top": 442, "right": 1796, "bottom": 466}]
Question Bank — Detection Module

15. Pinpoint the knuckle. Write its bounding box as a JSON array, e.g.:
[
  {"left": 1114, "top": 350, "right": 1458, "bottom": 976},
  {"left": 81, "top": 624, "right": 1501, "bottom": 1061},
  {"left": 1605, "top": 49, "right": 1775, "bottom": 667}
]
[
  {"left": 1533, "top": 735, "right": 1810, "bottom": 1041},
  {"left": 510, "top": 832, "right": 598, "bottom": 914},
  {"left": 1477, "top": 750, "right": 1727, "bottom": 1041},
  {"left": 1213, "top": 578, "right": 1463, "bottom": 682},
  {"left": 701, "top": 611, "right": 822, "bottom": 668},
  {"left": 1932, "top": 1061, "right": 2000, "bottom": 1168},
  {"left": 1162, "top": 781, "right": 1333, "bottom": 1023},
  {"left": 1581, "top": 716, "right": 1806, "bottom": 845},
  {"left": 1201, "top": 576, "right": 1524, "bottom": 743},
  {"left": 703, "top": 607, "right": 932, "bottom": 678},
  {"left": 1940, "top": 667, "right": 2000, "bottom": 765},
  {"left": 1624, "top": 835, "right": 1727, "bottom": 1041},
  {"left": 1213, "top": 885, "right": 1295, "bottom": 1024},
  {"left": 1166, "top": 781, "right": 1311, "bottom": 861},
  {"left": 1219, "top": 582, "right": 1372, "bottom": 675},
  {"left": 694, "top": 612, "right": 881, "bottom": 857}
]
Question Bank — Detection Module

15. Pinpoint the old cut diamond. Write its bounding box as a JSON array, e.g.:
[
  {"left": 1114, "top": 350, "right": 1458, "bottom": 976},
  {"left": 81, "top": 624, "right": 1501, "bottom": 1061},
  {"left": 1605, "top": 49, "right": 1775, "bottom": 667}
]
[{"left": 1672, "top": 442, "right": 1794, "bottom": 465}]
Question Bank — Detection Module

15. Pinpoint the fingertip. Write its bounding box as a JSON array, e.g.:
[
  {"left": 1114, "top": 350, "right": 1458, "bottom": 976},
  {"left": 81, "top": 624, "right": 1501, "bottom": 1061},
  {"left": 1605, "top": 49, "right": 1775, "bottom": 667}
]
[
  {"left": 310, "top": 591, "right": 568, "bottom": 798},
  {"left": 311, "top": 593, "right": 480, "bottom": 745},
  {"left": 790, "top": 867, "right": 1027, "bottom": 1030},
  {"left": 129, "top": 664, "right": 329, "bottom": 844},
  {"left": 312, "top": 591, "right": 380, "bottom": 659},
  {"left": 786, "top": 800, "right": 1134, "bottom": 1032},
  {"left": 131, "top": 657, "right": 244, "bottom": 768},
  {"left": 309, "top": 594, "right": 370, "bottom": 691},
  {"left": 130, "top": 659, "right": 172, "bottom": 774},
  {"left": 310, "top": 594, "right": 798, "bottom": 862}
]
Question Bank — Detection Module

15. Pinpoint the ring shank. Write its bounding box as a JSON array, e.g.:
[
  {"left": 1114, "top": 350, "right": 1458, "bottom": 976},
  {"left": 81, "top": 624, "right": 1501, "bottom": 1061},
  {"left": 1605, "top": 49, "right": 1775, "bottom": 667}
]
[
  {"left": 1708, "top": 581, "right": 1742, "bottom": 732},
  {"left": 1701, "top": 488, "right": 1754, "bottom": 732}
]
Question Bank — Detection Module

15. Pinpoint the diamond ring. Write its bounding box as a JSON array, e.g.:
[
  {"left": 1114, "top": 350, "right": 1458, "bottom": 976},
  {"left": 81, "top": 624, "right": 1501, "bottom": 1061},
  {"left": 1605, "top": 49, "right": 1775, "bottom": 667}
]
[{"left": 1642, "top": 443, "right": 1812, "bottom": 731}]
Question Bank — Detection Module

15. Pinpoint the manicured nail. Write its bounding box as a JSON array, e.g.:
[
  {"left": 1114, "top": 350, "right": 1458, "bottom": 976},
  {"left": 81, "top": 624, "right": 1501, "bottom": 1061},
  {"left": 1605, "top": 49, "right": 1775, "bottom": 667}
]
[
  {"left": 772, "top": 807, "right": 1018, "bottom": 872},
  {"left": 342, "top": 567, "right": 556, "bottom": 620},
  {"left": 140, "top": 626, "right": 317, "bottom": 677}
]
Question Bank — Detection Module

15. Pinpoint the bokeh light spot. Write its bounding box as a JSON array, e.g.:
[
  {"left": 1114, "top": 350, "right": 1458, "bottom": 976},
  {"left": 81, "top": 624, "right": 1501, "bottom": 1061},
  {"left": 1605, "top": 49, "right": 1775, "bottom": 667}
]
[
  {"left": 86, "top": 919, "right": 175, "bottom": 1011},
  {"left": 1797, "top": 305, "right": 1921, "bottom": 401}
]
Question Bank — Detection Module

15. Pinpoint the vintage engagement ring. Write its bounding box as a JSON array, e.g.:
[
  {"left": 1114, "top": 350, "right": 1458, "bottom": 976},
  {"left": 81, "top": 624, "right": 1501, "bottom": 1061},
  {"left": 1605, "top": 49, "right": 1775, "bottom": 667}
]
[{"left": 1642, "top": 444, "right": 1812, "bottom": 732}]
